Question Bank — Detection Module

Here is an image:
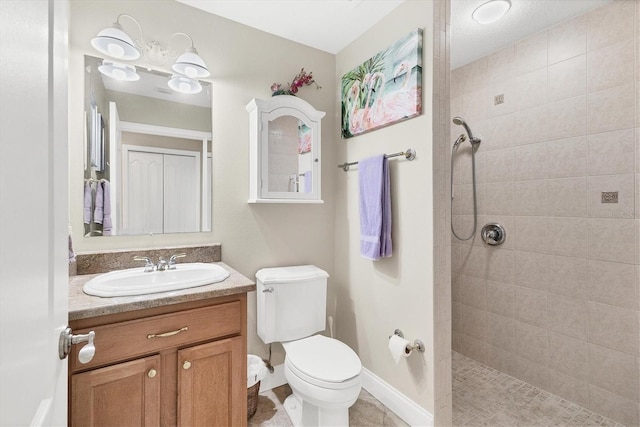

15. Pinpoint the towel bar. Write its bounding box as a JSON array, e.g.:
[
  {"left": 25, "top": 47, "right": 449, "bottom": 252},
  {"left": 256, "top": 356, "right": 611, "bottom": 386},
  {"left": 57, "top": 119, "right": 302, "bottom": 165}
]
[{"left": 338, "top": 148, "right": 416, "bottom": 172}]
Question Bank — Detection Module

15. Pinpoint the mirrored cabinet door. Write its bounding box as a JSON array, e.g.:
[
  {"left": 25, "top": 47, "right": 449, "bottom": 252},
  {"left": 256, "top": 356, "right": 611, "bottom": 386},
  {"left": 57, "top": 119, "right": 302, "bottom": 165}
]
[{"left": 247, "top": 96, "right": 325, "bottom": 203}]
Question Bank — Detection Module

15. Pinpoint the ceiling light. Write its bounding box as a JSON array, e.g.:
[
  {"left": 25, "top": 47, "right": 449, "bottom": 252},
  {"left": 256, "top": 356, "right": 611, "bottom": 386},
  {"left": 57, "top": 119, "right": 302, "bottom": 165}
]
[
  {"left": 168, "top": 75, "right": 202, "bottom": 94},
  {"left": 472, "top": 0, "right": 511, "bottom": 25},
  {"left": 98, "top": 60, "right": 140, "bottom": 81}
]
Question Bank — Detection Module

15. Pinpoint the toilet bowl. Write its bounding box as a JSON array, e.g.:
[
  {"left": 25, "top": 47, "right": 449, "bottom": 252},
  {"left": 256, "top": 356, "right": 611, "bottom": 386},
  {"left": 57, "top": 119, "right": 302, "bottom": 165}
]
[
  {"left": 282, "top": 335, "right": 361, "bottom": 426},
  {"left": 255, "top": 265, "right": 362, "bottom": 426}
]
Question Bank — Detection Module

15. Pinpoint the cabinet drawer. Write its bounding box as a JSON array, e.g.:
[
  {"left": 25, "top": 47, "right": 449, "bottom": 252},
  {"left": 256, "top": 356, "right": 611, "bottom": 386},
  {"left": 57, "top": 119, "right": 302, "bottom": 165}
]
[{"left": 70, "top": 301, "right": 241, "bottom": 372}]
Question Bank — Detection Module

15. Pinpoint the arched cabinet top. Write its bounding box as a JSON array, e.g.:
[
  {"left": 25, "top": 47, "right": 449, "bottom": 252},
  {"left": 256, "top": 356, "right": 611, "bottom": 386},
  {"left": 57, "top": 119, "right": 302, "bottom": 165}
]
[{"left": 246, "top": 95, "right": 326, "bottom": 122}]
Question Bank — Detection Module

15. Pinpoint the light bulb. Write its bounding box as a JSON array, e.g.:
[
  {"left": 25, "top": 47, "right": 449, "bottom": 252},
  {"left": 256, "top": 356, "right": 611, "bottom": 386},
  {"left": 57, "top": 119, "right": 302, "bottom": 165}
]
[
  {"left": 179, "top": 82, "right": 190, "bottom": 92},
  {"left": 107, "top": 43, "right": 125, "bottom": 59},
  {"left": 184, "top": 66, "right": 198, "bottom": 79},
  {"left": 112, "top": 68, "right": 126, "bottom": 80}
]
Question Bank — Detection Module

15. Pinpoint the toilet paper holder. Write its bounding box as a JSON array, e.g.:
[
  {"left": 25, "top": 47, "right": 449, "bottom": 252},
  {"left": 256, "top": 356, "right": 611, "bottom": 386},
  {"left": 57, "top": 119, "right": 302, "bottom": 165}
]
[{"left": 389, "top": 329, "right": 425, "bottom": 352}]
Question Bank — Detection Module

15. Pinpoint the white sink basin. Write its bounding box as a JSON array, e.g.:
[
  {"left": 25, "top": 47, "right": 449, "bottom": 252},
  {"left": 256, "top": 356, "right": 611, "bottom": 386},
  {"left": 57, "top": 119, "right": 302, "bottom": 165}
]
[{"left": 83, "top": 263, "right": 230, "bottom": 297}]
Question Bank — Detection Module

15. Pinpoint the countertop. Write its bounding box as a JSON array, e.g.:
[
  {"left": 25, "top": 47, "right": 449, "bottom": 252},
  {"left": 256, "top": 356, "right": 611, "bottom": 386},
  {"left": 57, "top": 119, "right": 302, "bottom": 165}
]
[{"left": 69, "top": 262, "right": 255, "bottom": 321}]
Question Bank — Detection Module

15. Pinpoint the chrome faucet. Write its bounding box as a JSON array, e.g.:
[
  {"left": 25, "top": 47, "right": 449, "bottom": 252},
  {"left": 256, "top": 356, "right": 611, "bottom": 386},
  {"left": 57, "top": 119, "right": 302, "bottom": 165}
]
[
  {"left": 168, "top": 253, "right": 187, "bottom": 270},
  {"left": 133, "top": 256, "right": 155, "bottom": 272},
  {"left": 156, "top": 257, "right": 169, "bottom": 271}
]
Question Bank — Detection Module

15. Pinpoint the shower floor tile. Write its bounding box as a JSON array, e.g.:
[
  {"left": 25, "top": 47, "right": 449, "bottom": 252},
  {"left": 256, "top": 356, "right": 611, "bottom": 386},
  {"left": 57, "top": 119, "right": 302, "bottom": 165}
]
[{"left": 452, "top": 351, "right": 625, "bottom": 427}]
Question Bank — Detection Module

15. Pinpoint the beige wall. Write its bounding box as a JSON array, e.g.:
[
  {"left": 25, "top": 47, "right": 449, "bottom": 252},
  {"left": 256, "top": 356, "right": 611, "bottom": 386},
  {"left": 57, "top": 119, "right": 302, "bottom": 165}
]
[
  {"left": 334, "top": 1, "right": 436, "bottom": 413},
  {"left": 69, "top": 1, "right": 337, "bottom": 366},
  {"left": 451, "top": 1, "right": 640, "bottom": 424}
]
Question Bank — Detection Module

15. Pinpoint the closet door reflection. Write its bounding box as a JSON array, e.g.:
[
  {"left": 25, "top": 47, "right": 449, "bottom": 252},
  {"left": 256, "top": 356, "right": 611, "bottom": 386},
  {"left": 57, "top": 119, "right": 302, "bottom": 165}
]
[{"left": 123, "top": 149, "right": 200, "bottom": 235}]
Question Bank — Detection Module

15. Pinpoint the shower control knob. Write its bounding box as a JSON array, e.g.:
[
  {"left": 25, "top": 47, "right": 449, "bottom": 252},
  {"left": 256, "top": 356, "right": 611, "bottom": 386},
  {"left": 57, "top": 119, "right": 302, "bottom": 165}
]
[{"left": 481, "top": 223, "right": 506, "bottom": 246}]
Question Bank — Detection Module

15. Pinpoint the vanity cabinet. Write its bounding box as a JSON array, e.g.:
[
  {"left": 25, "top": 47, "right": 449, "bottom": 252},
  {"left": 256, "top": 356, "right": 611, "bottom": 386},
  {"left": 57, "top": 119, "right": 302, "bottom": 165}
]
[
  {"left": 69, "top": 295, "right": 247, "bottom": 427},
  {"left": 246, "top": 95, "right": 326, "bottom": 203}
]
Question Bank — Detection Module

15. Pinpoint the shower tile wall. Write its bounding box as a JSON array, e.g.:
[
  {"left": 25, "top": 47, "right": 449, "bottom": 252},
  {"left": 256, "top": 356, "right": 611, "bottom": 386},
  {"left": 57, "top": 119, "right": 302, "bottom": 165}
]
[
  {"left": 433, "top": 0, "right": 453, "bottom": 425},
  {"left": 450, "top": 1, "right": 639, "bottom": 425}
]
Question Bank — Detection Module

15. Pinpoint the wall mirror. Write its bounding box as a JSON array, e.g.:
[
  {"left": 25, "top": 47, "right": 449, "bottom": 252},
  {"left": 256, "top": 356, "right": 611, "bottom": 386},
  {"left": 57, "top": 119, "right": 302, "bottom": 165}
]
[{"left": 82, "top": 55, "right": 212, "bottom": 237}]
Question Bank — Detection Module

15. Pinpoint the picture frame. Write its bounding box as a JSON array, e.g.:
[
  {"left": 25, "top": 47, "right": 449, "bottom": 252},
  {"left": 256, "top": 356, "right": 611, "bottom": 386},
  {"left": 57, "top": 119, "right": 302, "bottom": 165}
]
[{"left": 341, "top": 28, "right": 423, "bottom": 139}]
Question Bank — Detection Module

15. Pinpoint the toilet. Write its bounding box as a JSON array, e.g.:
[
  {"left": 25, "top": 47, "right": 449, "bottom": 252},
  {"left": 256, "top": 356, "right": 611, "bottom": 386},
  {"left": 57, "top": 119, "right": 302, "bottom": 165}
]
[{"left": 256, "top": 265, "right": 362, "bottom": 427}]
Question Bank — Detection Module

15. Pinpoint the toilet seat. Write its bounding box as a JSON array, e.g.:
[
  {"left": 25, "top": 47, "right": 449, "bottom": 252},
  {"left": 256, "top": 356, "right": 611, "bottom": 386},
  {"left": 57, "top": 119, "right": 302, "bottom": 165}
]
[{"left": 283, "top": 335, "right": 361, "bottom": 389}]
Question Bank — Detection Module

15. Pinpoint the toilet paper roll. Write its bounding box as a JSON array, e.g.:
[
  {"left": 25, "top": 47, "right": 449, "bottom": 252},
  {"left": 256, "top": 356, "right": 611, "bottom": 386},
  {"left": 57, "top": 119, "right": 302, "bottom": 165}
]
[{"left": 388, "top": 334, "right": 412, "bottom": 364}]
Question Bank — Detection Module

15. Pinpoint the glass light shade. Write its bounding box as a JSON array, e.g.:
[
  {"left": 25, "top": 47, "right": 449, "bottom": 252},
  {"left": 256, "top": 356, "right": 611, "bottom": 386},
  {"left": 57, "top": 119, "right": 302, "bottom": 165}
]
[
  {"left": 98, "top": 61, "right": 140, "bottom": 81},
  {"left": 472, "top": 0, "right": 511, "bottom": 24},
  {"left": 168, "top": 75, "right": 202, "bottom": 94},
  {"left": 172, "top": 47, "right": 210, "bottom": 78},
  {"left": 91, "top": 24, "right": 140, "bottom": 60}
]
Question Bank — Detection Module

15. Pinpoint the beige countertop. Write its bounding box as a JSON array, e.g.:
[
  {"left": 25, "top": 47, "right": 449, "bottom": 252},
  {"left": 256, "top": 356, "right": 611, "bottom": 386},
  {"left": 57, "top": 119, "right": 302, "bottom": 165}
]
[{"left": 69, "top": 262, "right": 255, "bottom": 321}]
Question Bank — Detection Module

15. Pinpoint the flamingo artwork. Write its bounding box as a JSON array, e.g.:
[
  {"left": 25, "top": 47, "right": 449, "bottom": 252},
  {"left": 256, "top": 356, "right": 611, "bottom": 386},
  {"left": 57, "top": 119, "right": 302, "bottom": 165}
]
[
  {"left": 347, "top": 80, "right": 366, "bottom": 135},
  {"left": 365, "top": 63, "right": 421, "bottom": 129},
  {"left": 340, "top": 28, "right": 422, "bottom": 138}
]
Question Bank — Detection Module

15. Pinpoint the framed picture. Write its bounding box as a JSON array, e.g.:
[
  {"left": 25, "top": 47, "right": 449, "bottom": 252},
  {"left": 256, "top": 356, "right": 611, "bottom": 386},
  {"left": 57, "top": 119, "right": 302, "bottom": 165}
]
[
  {"left": 341, "top": 28, "right": 423, "bottom": 139},
  {"left": 298, "top": 122, "right": 312, "bottom": 154}
]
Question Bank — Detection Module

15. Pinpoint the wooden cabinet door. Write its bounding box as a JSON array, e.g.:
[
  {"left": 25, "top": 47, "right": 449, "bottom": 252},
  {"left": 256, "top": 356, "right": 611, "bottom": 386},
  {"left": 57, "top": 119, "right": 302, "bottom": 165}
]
[
  {"left": 71, "top": 355, "right": 160, "bottom": 427},
  {"left": 177, "top": 336, "right": 246, "bottom": 427}
]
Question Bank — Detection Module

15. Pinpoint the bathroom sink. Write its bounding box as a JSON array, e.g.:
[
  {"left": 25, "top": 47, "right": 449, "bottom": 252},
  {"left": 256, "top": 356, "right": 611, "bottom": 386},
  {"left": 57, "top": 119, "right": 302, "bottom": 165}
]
[{"left": 83, "top": 263, "right": 230, "bottom": 297}]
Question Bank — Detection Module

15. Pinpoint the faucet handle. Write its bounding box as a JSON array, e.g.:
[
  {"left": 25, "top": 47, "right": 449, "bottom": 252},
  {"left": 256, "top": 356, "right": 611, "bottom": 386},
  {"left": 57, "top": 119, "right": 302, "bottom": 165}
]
[
  {"left": 168, "top": 253, "right": 187, "bottom": 269},
  {"left": 134, "top": 256, "right": 155, "bottom": 272}
]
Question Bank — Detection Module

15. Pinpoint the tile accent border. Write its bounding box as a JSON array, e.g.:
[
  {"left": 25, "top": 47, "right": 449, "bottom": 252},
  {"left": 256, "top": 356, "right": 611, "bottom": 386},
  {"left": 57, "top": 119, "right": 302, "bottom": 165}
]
[{"left": 74, "top": 244, "right": 222, "bottom": 275}]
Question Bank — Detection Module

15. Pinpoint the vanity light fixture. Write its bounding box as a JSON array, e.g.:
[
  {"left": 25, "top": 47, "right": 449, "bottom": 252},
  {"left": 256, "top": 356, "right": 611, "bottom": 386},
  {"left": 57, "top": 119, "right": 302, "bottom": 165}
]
[
  {"left": 472, "top": 0, "right": 511, "bottom": 24},
  {"left": 91, "top": 14, "right": 209, "bottom": 90},
  {"left": 168, "top": 75, "right": 202, "bottom": 94},
  {"left": 98, "top": 60, "right": 140, "bottom": 82}
]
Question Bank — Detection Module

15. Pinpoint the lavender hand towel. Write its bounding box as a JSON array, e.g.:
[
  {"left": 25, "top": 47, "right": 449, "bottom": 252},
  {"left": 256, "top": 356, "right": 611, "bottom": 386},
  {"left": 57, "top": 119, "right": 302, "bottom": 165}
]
[
  {"left": 359, "top": 155, "right": 392, "bottom": 260},
  {"left": 93, "top": 181, "right": 104, "bottom": 224},
  {"left": 303, "top": 171, "right": 312, "bottom": 193},
  {"left": 102, "top": 180, "right": 112, "bottom": 235},
  {"left": 83, "top": 182, "right": 92, "bottom": 224}
]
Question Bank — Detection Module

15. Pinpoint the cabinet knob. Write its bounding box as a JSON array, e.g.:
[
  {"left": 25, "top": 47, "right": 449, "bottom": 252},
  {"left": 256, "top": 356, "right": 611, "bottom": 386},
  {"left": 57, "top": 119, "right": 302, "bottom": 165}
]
[
  {"left": 147, "top": 369, "right": 157, "bottom": 378},
  {"left": 183, "top": 361, "right": 191, "bottom": 370}
]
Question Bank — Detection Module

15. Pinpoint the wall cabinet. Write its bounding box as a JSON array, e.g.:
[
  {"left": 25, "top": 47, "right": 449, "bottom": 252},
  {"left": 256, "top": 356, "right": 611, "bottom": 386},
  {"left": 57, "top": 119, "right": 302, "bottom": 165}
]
[
  {"left": 246, "top": 95, "right": 325, "bottom": 203},
  {"left": 69, "top": 295, "right": 247, "bottom": 427}
]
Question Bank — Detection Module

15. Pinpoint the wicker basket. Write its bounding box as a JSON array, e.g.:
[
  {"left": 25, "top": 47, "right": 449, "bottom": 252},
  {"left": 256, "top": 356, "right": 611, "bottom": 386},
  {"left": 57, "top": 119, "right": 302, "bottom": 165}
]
[{"left": 247, "top": 380, "right": 261, "bottom": 419}]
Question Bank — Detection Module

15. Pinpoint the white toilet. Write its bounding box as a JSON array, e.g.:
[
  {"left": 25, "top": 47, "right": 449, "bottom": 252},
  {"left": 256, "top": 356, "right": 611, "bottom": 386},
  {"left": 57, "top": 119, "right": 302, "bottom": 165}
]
[{"left": 256, "top": 265, "right": 362, "bottom": 427}]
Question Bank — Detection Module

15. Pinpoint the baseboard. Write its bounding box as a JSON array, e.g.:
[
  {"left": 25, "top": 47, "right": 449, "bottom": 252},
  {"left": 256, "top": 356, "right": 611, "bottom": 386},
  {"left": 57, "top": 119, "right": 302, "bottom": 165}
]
[
  {"left": 258, "top": 364, "right": 434, "bottom": 427},
  {"left": 259, "top": 363, "right": 287, "bottom": 393},
  {"left": 361, "top": 368, "right": 434, "bottom": 427}
]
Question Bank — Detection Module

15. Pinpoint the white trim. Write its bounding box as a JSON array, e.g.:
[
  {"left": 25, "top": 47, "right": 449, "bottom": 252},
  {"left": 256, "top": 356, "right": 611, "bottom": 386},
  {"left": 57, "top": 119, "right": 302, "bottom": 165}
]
[
  {"left": 361, "top": 368, "right": 433, "bottom": 427},
  {"left": 258, "top": 363, "right": 287, "bottom": 393},
  {"left": 258, "top": 365, "right": 433, "bottom": 426},
  {"left": 119, "top": 121, "right": 211, "bottom": 141}
]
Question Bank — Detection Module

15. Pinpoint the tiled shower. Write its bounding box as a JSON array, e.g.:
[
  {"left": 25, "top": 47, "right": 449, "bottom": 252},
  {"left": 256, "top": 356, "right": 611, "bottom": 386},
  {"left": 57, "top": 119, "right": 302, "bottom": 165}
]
[{"left": 450, "top": 1, "right": 639, "bottom": 425}]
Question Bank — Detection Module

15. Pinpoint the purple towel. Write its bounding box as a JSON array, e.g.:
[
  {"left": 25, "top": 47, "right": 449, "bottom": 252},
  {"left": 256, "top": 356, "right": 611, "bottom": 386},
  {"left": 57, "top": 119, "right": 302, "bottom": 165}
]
[
  {"left": 93, "top": 181, "right": 103, "bottom": 224},
  {"left": 83, "top": 182, "right": 92, "bottom": 224},
  {"left": 102, "top": 180, "right": 112, "bottom": 235},
  {"left": 303, "top": 171, "right": 312, "bottom": 193},
  {"left": 359, "top": 155, "right": 392, "bottom": 260}
]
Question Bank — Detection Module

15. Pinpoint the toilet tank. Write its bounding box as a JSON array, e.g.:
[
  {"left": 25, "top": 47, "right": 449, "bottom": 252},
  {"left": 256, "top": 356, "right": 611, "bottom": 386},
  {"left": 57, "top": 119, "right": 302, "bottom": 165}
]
[{"left": 256, "top": 265, "right": 328, "bottom": 344}]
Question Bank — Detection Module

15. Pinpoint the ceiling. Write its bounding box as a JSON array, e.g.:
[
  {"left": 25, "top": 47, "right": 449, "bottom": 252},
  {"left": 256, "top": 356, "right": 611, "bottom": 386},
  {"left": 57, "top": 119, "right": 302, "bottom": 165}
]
[
  {"left": 178, "top": 0, "right": 611, "bottom": 69},
  {"left": 451, "top": 0, "right": 610, "bottom": 69}
]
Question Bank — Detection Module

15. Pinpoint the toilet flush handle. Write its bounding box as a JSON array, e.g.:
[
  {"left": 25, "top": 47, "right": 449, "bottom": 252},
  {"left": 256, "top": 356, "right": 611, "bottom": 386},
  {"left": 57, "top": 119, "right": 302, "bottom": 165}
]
[{"left": 262, "top": 287, "right": 274, "bottom": 293}]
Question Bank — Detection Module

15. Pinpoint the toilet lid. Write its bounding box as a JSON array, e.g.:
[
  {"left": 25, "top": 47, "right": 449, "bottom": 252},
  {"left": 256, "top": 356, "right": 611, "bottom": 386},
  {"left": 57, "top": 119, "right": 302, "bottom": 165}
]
[{"left": 284, "top": 335, "right": 361, "bottom": 383}]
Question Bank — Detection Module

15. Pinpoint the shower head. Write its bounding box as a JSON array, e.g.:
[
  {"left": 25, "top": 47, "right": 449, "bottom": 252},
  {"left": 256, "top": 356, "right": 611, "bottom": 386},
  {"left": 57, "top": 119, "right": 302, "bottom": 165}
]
[
  {"left": 453, "top": 134, "right": 466, "bottom": 149},
  {"left": 452, "top": 116, "right": 481, "bottom": 146}
]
